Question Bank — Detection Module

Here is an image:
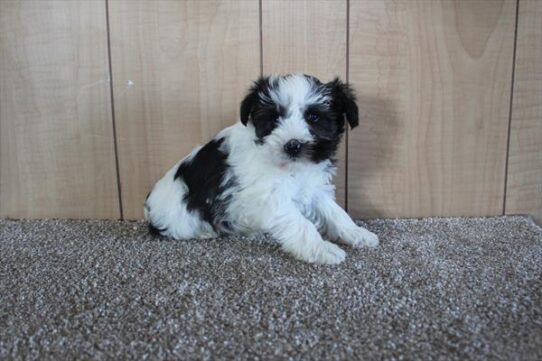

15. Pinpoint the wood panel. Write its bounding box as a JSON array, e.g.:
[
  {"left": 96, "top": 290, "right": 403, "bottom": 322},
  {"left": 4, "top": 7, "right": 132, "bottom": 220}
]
[
  {"left": 108, "top": 0, "right": 260, "bottom": 219},
  {"left": 506, "top": 0, "right": 542, "bottom": 224},
  {"left": 347, "top": 0, "right": 516, "bottom": 218},
  {"left": 262, "top": 0, "right": 348, "bottom": 206},
  {"left": 0, "top": 0, "right": 120, "bottom": 219}
]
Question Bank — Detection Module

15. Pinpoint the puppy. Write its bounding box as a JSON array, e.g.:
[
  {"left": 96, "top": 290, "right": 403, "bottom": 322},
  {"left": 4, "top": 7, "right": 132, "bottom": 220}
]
[{"left": 145, "top": 74, "right": 378, "bottom": 264}]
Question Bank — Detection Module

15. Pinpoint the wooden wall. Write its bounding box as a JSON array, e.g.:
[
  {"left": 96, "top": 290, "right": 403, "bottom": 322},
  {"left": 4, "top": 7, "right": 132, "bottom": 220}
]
[
  {"left": 505, "top": 0, "right": 542, "bottom": 223},
  {"left": 348, "top": 0, "right": 516, "bottom": 218},
  {"left": 1, "top": 0, "right": 540, "bottom": 223},
  {"left": 0, "top": 0, "right": 120, "bottom": 219}
]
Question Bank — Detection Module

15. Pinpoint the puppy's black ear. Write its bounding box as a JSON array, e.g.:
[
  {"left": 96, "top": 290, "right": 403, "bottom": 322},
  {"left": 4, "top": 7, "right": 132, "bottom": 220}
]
[
  {"left": 240, "top": 76, "right": 267, "bottom": 126},
  {"left": 327, "top": 78, "right": 359, "bottom": 129},
  {"left": 240, "top": 90, "right": 258, "bottom": 126}
]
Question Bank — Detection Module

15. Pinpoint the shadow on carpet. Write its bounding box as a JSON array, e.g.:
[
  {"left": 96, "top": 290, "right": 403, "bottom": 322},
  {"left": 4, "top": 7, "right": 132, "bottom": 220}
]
[{"left": 1, "top": 216, "right": 541, "bottom": 360}]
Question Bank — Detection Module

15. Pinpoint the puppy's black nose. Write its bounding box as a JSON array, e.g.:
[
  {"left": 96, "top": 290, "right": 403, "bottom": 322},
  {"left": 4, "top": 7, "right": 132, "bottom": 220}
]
[{"left": 284, "top": 139, "right": 304, "bottom": 157}]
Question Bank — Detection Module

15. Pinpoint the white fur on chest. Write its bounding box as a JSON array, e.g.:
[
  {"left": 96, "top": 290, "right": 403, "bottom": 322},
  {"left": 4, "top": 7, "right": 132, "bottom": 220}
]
[{"left": 223, "top": 123, "right": 335, "bottom": 232}]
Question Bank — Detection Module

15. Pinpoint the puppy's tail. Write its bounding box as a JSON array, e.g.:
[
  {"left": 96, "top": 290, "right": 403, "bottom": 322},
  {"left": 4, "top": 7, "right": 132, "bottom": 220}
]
[
  {"left": 148, "top": 222, "right": 166, "bottom": 236},
  {"left": 144, "top": 195, "right": 166, "bottom": 237}
]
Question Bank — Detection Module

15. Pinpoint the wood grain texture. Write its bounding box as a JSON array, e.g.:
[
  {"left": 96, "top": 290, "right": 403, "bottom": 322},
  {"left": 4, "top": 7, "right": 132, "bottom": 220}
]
[
  {"left": 506, "top": 0, "right": 542, "bottom": 224},
  {"left": 0, "top": 0, "right": 120, "bottom": 219},
  {"left": 347, "top": 0, "right": 517, "bottom": 218},
  {"left": 262, "top": 0, "right": 348, "bottom": 206},
  {"left": 108, "top": 0, "right": 260, "bottom": 219}
]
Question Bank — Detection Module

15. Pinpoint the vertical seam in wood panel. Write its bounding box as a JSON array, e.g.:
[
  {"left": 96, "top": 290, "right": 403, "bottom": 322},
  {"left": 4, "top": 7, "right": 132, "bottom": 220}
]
[
  {"left": 345, "top": 0, "right": 350, "bottom": 213},
  {"left": 259, "top": 0, "right": 263, "bottom": 76},
  {"left": 105, "top": 0, "right": 124, "bottom": 220},
  {"left": 503, "top": 0, "right": 520, "bottom": 216}
]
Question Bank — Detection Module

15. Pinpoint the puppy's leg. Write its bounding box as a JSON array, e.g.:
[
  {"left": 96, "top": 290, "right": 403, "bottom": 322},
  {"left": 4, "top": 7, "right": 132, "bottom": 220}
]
[
  {"left": 266, "top": 208, "right": 346, "bottom": 264},
  {"left": 314, "top": 196, "right": 379, "bottom": 248}
]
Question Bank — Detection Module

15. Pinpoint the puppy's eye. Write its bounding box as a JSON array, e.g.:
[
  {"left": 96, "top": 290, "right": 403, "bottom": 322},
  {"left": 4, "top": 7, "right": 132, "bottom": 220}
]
[{"left": 307, "top": 113, "right": 319, "bottom": 123}]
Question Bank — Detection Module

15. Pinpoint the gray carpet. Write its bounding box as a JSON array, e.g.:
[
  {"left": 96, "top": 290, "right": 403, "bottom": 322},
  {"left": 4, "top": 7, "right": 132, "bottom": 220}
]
[{"left": 0, "top": 216, "right": 541, "bottom": 360}]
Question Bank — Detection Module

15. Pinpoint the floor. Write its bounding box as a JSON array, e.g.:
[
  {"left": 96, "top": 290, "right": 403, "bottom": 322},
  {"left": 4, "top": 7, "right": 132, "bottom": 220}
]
[{"left": 1, "top": 216, "right": 541, "bottom": 360}]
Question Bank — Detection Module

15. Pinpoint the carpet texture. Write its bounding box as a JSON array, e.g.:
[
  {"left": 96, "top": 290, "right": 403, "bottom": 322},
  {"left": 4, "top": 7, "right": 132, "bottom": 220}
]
[{"left": 0, "top": 216, "right": 541, "bottom": 360}]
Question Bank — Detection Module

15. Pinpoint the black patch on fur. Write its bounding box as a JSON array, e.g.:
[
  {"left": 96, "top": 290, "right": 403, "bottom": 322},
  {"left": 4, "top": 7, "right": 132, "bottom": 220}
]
[
  {"left": 308, "top": 139, "right": 341, "bottom": 163},
  {"left": 304, "top": 98, "right": 343, "bottom": 163},
  {"left": 305, "top": 78, "right": 359, "bottom": 163},
  {"left": 240, "top": 76, "right": 270, "bottom": 125},
  {"left": 174, "top": 137, "right": 233, "bottom": 230},
  {"left": 251, "top": 103, "right": 285, "bottom": 139},
  {"left": 305, "top": 104, "right": 340, "bottom": 139},
  {"left": 240, "top": 76, "right": 284, "bottom": 140},
  {"left": 326, "top": 78, "right": 359, "bottom": 129}
]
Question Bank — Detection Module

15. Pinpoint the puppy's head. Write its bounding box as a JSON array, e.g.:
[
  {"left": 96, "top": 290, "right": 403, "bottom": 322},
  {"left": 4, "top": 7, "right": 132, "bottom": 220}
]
[{"left": 240, "top": 74, "right": 358, "bottom": 164}]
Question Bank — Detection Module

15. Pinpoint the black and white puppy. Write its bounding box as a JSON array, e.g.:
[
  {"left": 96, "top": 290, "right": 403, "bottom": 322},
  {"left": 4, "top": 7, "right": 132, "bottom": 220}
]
[{"left": 145, "top": 74, "right": 378, "bottom": 264}]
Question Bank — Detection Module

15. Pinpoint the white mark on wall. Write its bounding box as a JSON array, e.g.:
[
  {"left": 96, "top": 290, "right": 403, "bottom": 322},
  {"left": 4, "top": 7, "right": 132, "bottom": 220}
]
[{"left": 116, "top": 80, "right": 135, "bottom": 98}]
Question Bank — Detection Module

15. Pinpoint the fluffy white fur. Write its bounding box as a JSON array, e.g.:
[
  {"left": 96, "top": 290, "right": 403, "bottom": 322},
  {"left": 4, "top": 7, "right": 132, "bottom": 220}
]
[{"left": 145, "top": 74, "right": 378, "bottom": 264}]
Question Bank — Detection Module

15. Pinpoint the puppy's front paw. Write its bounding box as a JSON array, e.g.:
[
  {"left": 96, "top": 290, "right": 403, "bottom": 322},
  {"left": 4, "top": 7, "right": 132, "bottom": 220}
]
[
  {"left": 284, "top": 240, "right": 346, "bottom": 264},
  {"left": 314, "top": 241, "right": 346, "bottom": 264},
  {"left": 341, "top": 227, "right": 379, "bottom": 248}
]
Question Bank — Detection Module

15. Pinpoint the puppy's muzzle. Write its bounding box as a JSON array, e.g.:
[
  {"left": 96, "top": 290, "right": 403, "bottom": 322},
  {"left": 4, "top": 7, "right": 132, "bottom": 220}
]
[{"left": 284, "top": 139, "right": 305, "bottom": 158}]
